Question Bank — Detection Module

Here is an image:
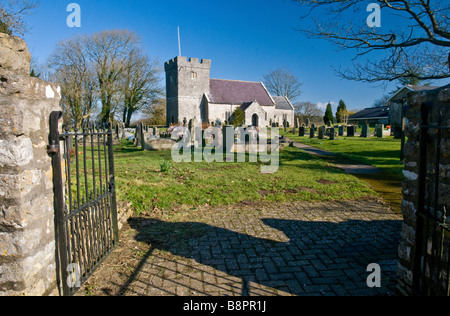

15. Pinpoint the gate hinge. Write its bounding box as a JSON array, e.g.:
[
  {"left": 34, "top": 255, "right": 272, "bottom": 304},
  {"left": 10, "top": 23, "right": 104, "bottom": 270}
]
[{"left": 47, "top": 141, "right": 59, "bottom": 155}]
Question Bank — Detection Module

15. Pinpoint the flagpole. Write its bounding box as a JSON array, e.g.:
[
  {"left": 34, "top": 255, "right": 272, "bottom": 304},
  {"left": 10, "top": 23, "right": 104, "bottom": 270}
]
[{"left": 178, "top": 26, "right": 182, "bottom": 57}]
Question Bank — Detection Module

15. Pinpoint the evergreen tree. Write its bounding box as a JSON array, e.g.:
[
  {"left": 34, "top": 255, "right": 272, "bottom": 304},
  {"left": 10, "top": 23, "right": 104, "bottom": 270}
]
[
  {"left": 230, "top": 107, "right": 245, "bottom": 127},
  {"left": 336, "top": 100, "right": 347, "bottom": 123},
  {"left": 323, "top": 103, "right": 334, "bottom": 125}
]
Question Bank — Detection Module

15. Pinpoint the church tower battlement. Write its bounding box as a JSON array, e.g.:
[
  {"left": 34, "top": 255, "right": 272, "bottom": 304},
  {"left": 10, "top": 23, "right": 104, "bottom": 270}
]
[{"left": 165, "top": 56, "right": 211, "bottom": 125}]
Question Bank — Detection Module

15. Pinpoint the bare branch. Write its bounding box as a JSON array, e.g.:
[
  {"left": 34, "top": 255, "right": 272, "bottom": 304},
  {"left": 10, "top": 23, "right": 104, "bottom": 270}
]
[
  {"left": 0, "top": 0, "right": 39, "bottom": 36},
  {"left": 292, "top": 0, "right": 450, "bottom": 82}
]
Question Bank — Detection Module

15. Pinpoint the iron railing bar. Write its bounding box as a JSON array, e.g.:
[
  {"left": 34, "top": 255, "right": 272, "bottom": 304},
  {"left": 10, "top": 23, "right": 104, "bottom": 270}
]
[
  {"left": 65, "top": 131, "right": 74, "bottom": 215},
  {"left": 107, "top": 125, "right": 119, "bottom": 245},
  {"left": 81, "top": 128, "right": 94, "bottom": 271},
  {"left": 90, "top": 126, "right": 97, "bottom": 200},
  {"left": 102, "top": 128, "right": 112, "bottom": 250},
  {"left": 103, "top": 128, "right": 109, "bottom": 195},
  {"left": 91, "top": 197, "right": 100, "bottom": 263},
  {"left": 94, "top": 193, "right": 103, "bottom": 262},
  {"left": 97, "top": 128, "right": 103, "bottom": 196},
  {"left": 84, "top": 199, "right": 95, "bottom": 272},
  {"left": 74, "top": 212, "right": 86, "bottom": 281},
  {"left": 98, "top": 185, "right": 108, "bottom": 256},
  {"left": 74, "top": 130, "right": 81, "bottom": 209}
]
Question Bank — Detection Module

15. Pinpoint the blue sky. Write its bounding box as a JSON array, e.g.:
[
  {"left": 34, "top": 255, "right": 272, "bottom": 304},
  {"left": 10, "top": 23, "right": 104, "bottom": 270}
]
[{"left": 22, "top": 0, "right": 446, "bottom": 112}]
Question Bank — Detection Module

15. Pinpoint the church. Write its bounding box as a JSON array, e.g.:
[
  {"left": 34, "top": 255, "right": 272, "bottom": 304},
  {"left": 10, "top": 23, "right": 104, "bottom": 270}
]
[{"left": 165, "top": 56, "right": 295, "bottom": 127}]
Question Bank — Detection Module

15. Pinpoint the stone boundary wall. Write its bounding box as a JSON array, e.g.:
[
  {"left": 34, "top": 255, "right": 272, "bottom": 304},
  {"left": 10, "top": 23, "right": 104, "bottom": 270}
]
[{"left": 0, "top": 34, "right": 62, "bottom": 295}]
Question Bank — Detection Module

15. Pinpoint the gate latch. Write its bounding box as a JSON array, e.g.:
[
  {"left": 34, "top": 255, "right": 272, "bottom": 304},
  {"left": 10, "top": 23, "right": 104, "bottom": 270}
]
[{"left": 47, "top": 140, "right": 59, "bottom": 155}]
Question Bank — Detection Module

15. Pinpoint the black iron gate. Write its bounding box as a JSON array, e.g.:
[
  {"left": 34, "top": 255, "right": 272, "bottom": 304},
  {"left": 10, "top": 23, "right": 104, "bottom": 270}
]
[
  {"left": 413, "top": 104, "right": 450, "bottom": 296},
  {"left": 48, "top": 111, "right": 119, "bottom": 296}
]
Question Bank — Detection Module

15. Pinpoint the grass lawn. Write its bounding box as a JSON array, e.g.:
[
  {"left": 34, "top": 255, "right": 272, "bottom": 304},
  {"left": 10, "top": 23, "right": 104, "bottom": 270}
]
[
  {"left": 113, "top": 140, "right": 378, "bottom": 216},
  {"left": 279, "top": 128, "right": 404, "bottom": 213},
  {"left": 280, "top": 129, "right": 404, "bottom": 178}
]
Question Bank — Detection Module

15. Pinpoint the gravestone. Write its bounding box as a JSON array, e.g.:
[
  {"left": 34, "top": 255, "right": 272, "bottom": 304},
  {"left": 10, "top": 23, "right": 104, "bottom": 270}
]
[
  {"left": 309, "top": 127, "right": 315, "bottom": 138},
  {"left": 347, "top": 125, "right": 355, "bottom": 137},
  {"left": 153, "top": 127, "right": 159, "bottom": 138},
  {"left": 318, "top": 126, "right": 325, "bottom": 139},
  {"left": 329, "top": 127, "right": 336, "bottom": 140},
  {"left": 376, "top": 124, "right": 384, "bottom": 138},
  {"left": 299, "top": 126, "right": 306, "bottom": 137},
  {"left": 306, "top": 118, "right": 310, "bottom": 127},
  {"left": 338, "top": 125, "right": 344, "bottom": 137},
  {"left": 361, "top": 124, "right": 369, "bottom": 138}
]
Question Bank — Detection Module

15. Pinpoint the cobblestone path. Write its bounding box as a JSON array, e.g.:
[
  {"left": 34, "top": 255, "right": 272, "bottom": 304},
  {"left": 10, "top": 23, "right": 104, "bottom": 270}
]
[{"left": 77, "top": 200, "right": 402, "bottom": 296}]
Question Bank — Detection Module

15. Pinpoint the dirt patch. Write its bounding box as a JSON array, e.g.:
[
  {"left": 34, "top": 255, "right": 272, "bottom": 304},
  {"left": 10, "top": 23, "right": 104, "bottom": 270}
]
[
  {"left": 316, "top": 179, "right": 338, "bottom": 185},
  {"left": 259, "top": 189, "right": 277, "bottom": 197}
]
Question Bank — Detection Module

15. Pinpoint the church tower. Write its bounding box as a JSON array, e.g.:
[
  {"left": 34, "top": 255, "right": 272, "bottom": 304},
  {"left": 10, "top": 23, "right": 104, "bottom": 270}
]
[{"left": 164, "top": 57, "right": 211, "bottom": 125}]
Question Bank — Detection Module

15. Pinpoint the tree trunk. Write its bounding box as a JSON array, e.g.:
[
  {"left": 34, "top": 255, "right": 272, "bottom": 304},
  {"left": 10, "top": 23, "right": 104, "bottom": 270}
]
[{"left": 126, "top": 107, "right": 134, "bottom": 128}]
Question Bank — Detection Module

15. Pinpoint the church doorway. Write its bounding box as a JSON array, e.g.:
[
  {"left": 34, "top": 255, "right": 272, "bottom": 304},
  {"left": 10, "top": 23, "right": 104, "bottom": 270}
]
[{"left": 252, "top": 114, "right": 259, "bottom": 127}]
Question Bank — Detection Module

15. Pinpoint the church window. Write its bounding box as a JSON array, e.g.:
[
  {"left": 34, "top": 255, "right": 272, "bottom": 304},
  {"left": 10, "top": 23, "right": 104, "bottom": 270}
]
[{"left": 191, "top": 72, "right": 197, "bottom": 79}]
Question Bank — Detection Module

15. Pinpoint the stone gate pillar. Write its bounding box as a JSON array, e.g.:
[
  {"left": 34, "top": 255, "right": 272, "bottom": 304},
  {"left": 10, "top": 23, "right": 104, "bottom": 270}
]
[
  {"left": 0, "top": 34, "right": 61, "bottom": 295},
  {"left": 397, "top": 84, "right": 450, "bottom": 296}
]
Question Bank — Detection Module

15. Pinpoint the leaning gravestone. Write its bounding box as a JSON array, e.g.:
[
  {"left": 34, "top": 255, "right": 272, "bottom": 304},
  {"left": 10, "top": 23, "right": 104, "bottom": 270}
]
[
  {"left": 309, "top": 126, "right": 315, "bottom": 138},
  {"left": 306, "top": 118, "right": 310, "bottom": 127}
]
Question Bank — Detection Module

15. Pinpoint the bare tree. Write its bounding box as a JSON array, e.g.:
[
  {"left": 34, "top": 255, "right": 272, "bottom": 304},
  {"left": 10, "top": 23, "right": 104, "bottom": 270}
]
[
  {"left": 294, "top": 101, "right": 324, "bottom": 124},
  {"left": 263, "top": 67, "right": 303, "bottom": 101},
  {"left": 294, "top": 0, "right": 450, "bottom": 83},
  {"left": 141, "top": 98, "right": 167, "bottom": 126},
  {"left": 0, "top": 0, "right": 39, "bottom": 35},
  {"left": 49, "top": 36, "right": 97, "bottom": 129},
  {"left": 84, "top": 30, "right": 141, "bottom": 123},
  {"left": 121, "top": 50, "right": 162, "bottom": 127},
  {"left": 48, "top": 29, "right": 161, "bottom": 127}
]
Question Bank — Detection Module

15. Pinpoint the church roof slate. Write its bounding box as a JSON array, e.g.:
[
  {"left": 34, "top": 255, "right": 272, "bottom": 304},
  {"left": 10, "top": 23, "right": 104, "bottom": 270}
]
[
  {"left": 208, "top": 79, "right": 275, "bottom": 106},
  {"left": 272, "top": 96, "right": 294, "bottom": 111}
]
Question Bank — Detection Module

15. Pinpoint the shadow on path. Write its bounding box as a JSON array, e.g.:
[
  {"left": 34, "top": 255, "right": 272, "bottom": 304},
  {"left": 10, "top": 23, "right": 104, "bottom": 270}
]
[{"left": 117, "top": 216, "right": 402, "bottom": 296}]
